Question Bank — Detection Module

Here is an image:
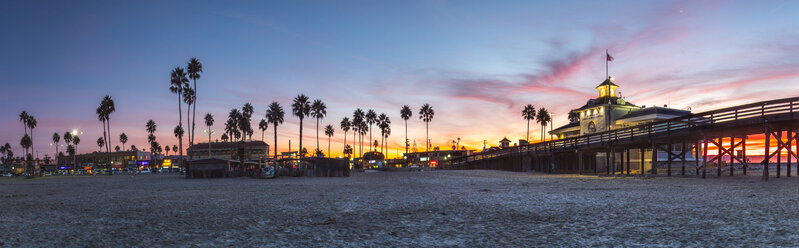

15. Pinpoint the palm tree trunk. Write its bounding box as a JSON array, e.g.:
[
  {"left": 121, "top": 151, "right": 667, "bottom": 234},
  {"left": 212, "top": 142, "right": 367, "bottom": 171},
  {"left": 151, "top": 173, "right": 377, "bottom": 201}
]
[
  {"left": 178, "top": 92, "right": 183, "bottom": 167},
  {"left": 526, "top": 119, "right": 530, "bottom": 142},
  {"left": 316, "top": 118, "right": 320, "bottom": 156},
  {"left": 192, "top": 78, "right": 197, "bottom": 147},
  {"left": 328, "top": 135, "right": 331, "bottom": 158},
  {"left": 343, "top": 130, "right": 347, "bottom": 156},
  {"left": 273, "top": 125, "right": 278, "bottom": 159},
  {"left": 299, "top": 118, "right": 303, "bottom": 159},
  {"left": 426, "top": 122, "right": 429, "bottom": 153},
  {"left": 369, "top": 125, "right": 372, "bottom": 152},
  {"left": 107, "top": 119, "right": 112, "bottom": 169},
  {"left": 208, "top": 125, "right": 212, "bottom": 159},
  {"left": 405, "top": 120, "right": 408, "bottom": 155}
]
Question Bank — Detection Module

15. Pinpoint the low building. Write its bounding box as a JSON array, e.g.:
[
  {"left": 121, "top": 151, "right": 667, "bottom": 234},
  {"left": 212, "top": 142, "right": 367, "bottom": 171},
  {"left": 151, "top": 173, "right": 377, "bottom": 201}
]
[
  {"left": 56, "top": 150, "right": 155, "bottom": 171},
  {"left": 186, "top": 141, "right": 269, "bottom": 161},
  {"left": 403, "top": 149, "right": 475, "bottom": 167}
]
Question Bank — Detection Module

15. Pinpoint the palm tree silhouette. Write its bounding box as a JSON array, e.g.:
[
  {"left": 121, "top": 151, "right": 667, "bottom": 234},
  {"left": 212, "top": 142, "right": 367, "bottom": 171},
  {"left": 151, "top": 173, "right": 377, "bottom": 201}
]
[
  {"left": 352, "top": 109, "right": 365, "bottom": 158},
  {"left": 173, "top": 126, "right": 184, "bottom": 157},
  {"left": 183, "top": 87, "right": 196, "bottom": 145},
  {"left": 340, "top": 117, "right": 350, "bottom": 157},
  {"left": 146, "top": 120, "right": 157, "bottom": 143},
  {"left": 241, "top": 103, "right": 254, "bottom": 142},
  {"left": 311, "top": 99, "right": 327, "bottom": 155},
  {"left": 291, "top": 94, "right": 311, "bottom": 158},
  {"left": 325, "top": 124, "right": 334, "bottom": 158},
  {"left": 366, "top": 109, "right": 377, "bottom": 151},
  {"left": 536, "top": 107, "right": 551, "bottom": 142},
  {"left": 259, "top": 119, "right": 268, "bottom": 142},
  {"left": 378, "top": 113, "right": 390, "bottom": 155},
  {"left": 26, "top": 115, "right": 36, "bottom": 160},
  {"left": 19, "top": 111, "right": 29, "bottom": 155},
  {"left": 97, "top": 137, "right": 105, "bottom": 153},
  {"left": 63, "top": 132, "right": 73, "bottom": 167},
  {"left": 99, "top": 95, "right": 115, "bottom": 168},
  {"left": 172, "top": 145, "right": 177, "bottom": 155},
  {"left": 221, "top": 133, "right": 229, "bottom": 142},
  {"left": 170, "top": 67, "right": 189, "bottom": 165},
  {"left": 119, "top": 133, "right": 128, "bottom": 151},
  {"left": 52, "top": 132, "right": 60, "bottom": 161},
  {"left": 400, "top": 105, "right": 412, "bottom": 155},
  {"left": 419, "top": 104, "right": 434, "bottom": 154},
  {"left": 266, "top": 102, "right": 285, "bottom": 159},
  {"left": 522, "top": 104, "right": 536, "bottom": 142},
  {"left": 205, "top": 113, "right": 214, "bottom": 158},
  {"left": 73, "top": 136, "right": 81, "bottom": 166},
  {"left": 187, "top": 58, "right": 202, "bottom": 147},
  {"left": 165, "top": 145, "right": 171, "bottom": 156}
]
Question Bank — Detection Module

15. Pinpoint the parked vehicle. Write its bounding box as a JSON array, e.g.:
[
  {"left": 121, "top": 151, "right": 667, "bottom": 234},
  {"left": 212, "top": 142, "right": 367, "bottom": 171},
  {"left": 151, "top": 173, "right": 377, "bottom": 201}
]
[{"left": 140, "top": 169, "right": 151, "bottom": 173}]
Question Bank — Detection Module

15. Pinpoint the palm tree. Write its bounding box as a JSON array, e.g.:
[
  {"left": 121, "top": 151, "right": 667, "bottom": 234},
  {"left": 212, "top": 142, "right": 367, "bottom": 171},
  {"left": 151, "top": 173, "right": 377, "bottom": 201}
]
[
  {"left": 20, "top": 134, "right": 32, "bottom": 171},
  {"left": 173, "top": 126, "right": 184, "bottom": 157},
  {"left": 241, "top": 103, "right": 254, "bottom": 142},
  {"left": 419, "top": 104, "right": 434, "bottom": 153},
  {"left": 119, "top": 133, "right": 128, "bottom": 151},
  {"left": 259, "top": 119, "right": 268, "bottom": 142},
  {"left": 340, "top": 117, "right": 350, "bottom": 157},
  {"left": 536, "top": 107, "right": 551, "bottom": 142},
  {"left": 226, "top": 109, "right": 241, "bottom": 141},
  {"left": 172, "top": 145, "right": 177, "bottom": 155},
  {"left": 183, "top": 87, "right": 196, "bottom": 145},
  {"left": 63, "top": 132, "right": 73, "bottom": 167},
  {"left": 266, "top": 102, "right": 285, "bottom": 159},
  {"left": 310, "top": 99, "right": 327, "bottom": 154},
  {"left": 221, "top": 133, "right": 229, "bottom": 142},
  {"left": 97, "top": 137, "right": 105, "bottom": 152},
  {"left": 366, "top": 109, "right": 377, "bottom": 151},
  {"left": 400, "top": 105, "right": 412, "bottom": 155},
  {"left": 377, "top": 113, "right": 388, "bottom": 155},
  {"left": 324, "top": 125, "right": 334, "bottom": 158},
  {"left": 102, "top": 95, "right": 115, "bottom": 157},
  {"left": 353, "top": 109, "right": 365, "bottom": 158},
  {"left": 115, "top": 146, "right": 120, "bottom": 152},
  {"left": 291, "top": 94, "right": 311, "bottom": 158},
  {"left": 26, "top": 115, "right": 36, "bottom": 158},
  {"left": 146, "top": 120, "right": 157, "bottom": 143},
  {"left": 165, "top": 145, "right": 170, "bottom": 156},
  {"left": 52, "top": 132, "right": 60, "bottom": 162},
  {"left": 522, "top": 104, "right": 536, "bottom": 142},
  {"left": 73, "top": 136, "right": 81, "bottom": 166},
  {"left": 170, "top": 66, "right": 189, "bottom": 166},
  {"left": 187, "top": 58, "right": 203, "bottom": 147},
  {"left": 205, "top": 113, "right": 214, "bottom": 158}
]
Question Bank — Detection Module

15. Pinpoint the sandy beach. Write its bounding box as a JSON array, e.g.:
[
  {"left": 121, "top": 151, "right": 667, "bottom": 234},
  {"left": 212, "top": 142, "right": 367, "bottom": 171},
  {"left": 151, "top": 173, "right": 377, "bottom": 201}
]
[{"left": 1, "top": 170, "right": 799, "bottom": 247}]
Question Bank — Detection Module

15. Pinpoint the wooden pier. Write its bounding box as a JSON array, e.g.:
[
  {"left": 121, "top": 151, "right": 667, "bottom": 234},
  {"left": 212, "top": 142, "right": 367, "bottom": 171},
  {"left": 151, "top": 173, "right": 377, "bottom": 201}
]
[{"left": 448, "top": 97, "right": 799, "bottom": 180}]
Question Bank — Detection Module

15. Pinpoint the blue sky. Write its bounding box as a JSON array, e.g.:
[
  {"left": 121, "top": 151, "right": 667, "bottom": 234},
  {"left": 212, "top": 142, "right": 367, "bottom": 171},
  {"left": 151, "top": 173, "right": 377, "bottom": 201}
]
[{"left": 2, "top": 0, "right": 799, "bottom": 157}]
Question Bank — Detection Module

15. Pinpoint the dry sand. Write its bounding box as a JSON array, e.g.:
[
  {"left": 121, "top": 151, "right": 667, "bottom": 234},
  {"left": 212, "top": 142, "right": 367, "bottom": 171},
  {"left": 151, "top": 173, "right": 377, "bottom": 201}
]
[{"left": 1, "top": 170, "right": 799, "bottom": 247}]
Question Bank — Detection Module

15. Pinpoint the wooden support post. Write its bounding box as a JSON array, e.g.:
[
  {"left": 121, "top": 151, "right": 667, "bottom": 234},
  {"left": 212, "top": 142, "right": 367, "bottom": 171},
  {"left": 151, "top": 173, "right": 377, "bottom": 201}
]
[
  {"left": 681, "top": 142, "right": 686, "bottom": 176},
  {"left": 702, "top": 138, "right": 708, "bottom": 179},
  {"left": 777, "top": 131, "right": 782, "bottom": 178},
  {"left": 640, "top": 148, "right": 645, "bottom": 176},
  {"left": 730, "top": 137, "right": 735, "bottom": 177},
  {"left": 594, "top": 152, "right": 598, "bottom": 174},
  {"left": 610, "top": 148, "right": 616, "bottom": 176},
  {"left": 788, "top": 131, "right": 792, "bottom": 177},
  {"left": 742, "top": 138, "right": 747, "bottom": 175},
  {"left": 695, "top": 141, "right": 701, "bottom": 175},
  {"left": 652, "top": 141, "right": 658, "bottom": 175},
  {"left": 606, "top": 150, "right": 610, "bottom": 175},
  {"left": 717, "top": 137, "right": 723, "bottom": 177},
  {"left": 619, "top": 149, "right": 624, "bottom": 175},
  {"left": 626, "top": 148, "right": 631, "bottom": 175},
  {"left": 667, "top": 143, "right": 672, "bottom": 176},
  {"left": 764, "top": 127, "right": 770, "bottom": 180},
  {"left": 578, "top": 151, "right": 583, "bottom": 174}
]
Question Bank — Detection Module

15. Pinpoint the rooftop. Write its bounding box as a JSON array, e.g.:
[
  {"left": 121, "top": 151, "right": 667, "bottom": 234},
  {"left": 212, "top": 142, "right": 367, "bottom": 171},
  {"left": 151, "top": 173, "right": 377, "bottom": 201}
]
[{"left": 617, "top": 106, "right": 691, "bottom": 120}]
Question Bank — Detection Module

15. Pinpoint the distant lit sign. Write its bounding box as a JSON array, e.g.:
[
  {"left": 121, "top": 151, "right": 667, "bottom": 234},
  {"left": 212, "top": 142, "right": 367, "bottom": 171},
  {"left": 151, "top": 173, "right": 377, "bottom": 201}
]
[
  {"left": 430, "top": 160, "right": 437, "bottom": 167},
  {"left": 162, "top": 159, "right": 172, "bottom": 166},
  {"left": 420, "top": 157, "right": 429, "bottom": 162},
  {"left": 137, "top": 161, "right": 150, "bottom": 165}
]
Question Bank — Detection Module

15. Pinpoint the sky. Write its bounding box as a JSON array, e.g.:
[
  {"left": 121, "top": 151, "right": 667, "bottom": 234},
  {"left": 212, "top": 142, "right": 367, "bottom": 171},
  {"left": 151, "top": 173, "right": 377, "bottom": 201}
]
[{"left": 2, "top": 0, "right": 799, "bottom": 159}]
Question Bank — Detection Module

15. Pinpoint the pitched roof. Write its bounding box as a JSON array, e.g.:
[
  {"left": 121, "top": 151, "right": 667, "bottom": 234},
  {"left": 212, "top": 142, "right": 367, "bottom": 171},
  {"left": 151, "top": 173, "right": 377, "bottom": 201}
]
[
  {"left": 187, "top": 141, "right": 268, "bottom": 151},
  {"left": 595, "top": 77, "right": 619, "bottom": 88},
  {"left": 551, "top": 121, "right": 580, "bottom": 132},
  {"left": 617, "top": 106, "right": 691, "bottom": 120},
  {"left": 499, "top": 137, "right": 511, "bottom": 143}
]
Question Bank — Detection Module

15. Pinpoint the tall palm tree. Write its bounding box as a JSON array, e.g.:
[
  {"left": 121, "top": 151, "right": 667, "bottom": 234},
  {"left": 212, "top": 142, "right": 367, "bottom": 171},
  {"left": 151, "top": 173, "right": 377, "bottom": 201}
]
[
  {"left": 173, "top": 126, "right": 184, "bottom": 156},
  {"left": 119, "top": 133, "right": 128, "bottom": 151},
  {"left": 266, "top": 102, "right": 285, "bottom": 159},
  {"left": 241, "top": 103, "right": 254, "bottom": 142},
  {"left": 102, "top": 95, "right": 115, "bottom": 157},
  {"left": 96, "top": 104, "right": 107, "bottom": 153},
  {"left": 366, "top": 109, "right": 377, "bottom": 151},
  {"left": 400, "top": 105, "right": 412, "bottom": 155},
  {"left": 522, "top": 104, "right": 536, "bottom": 142},
  {"left": 146, "top": 120, "right": 157, "bottom": 142},
  {"left": 170, "top": 66, "right": 189, "bottom": 165},
  {"left": 165, "top": 145, "right": 170, "bottom": 156},
  {"left": 259, "top": 119, "right": 268, "bottom": 142},
  {"left": 325, "top": 125, "right": 334, "bottom": 158},
  {"left": 291, "top": 94, "right": 311, "bottom": 158},
  {"left": 536, "top": 107, "right": 551, "bottom": 142},
  {"left": 352, "top": 109, "right": 365, "bottom": 158},
  {"left": 73, "top": 136, "right": 81, "bottom": 166},
  {"left": 52, "top": 132, "right": 60, "bottom": 161},
  {"left": 226, "top": 109, "right": 241, "bottom": 141},
  {"left": 379, "top": 113, "right": 391, "bottom": 155},
  {"left": 183, "top": 87, "right": 195, "bottom": 145},
  {"left": 340, "top": 117, "right": 350, "bottom": 157},
  {"left": 26, "top": 115, "right": 36, "bottom": 158},
  {"left": 187, "top": 58, "right": 203, "bottom": 147},
  {"left": 172, "top": 145, "right": 178, "bottom": 155},
  {"left": 63, "top": 132, "right": 73, "bottom": 167},
  {"left": 205, "top": 113, "right": 214, "bottom": 158},
  {"left": 358, "top": 121, "right": 368, "bottom": 158},
  {"left": 310, "top": 99, "right": 327, "bottom": 154},
  {"left": 97, "top": 137, "right": 105, "bottom": 152},
  {"left": 419, "top": 104, "right": 434, "bottom": 153}
]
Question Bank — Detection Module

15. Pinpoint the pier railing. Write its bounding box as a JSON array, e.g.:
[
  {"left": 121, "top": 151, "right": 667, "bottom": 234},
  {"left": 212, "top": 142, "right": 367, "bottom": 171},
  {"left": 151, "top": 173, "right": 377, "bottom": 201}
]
[{"left": 451, "top": 96, "right": 799, "bottom": 164}]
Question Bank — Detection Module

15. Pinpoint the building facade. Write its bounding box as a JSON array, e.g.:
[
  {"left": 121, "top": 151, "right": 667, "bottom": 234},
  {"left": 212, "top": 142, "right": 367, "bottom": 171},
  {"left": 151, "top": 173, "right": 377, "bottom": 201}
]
[
  {"left": 186, "top": 141, "right": 269, "bottom": 161},
  {"left": 56, "top": 150, "right": 156, "bottom": 171}
]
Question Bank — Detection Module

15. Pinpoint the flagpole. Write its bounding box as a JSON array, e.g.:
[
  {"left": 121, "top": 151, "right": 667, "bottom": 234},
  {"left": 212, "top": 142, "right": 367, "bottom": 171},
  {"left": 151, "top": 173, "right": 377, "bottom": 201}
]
[{"left": 605, "top": 49, "right": 609, "bottom": 79}]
